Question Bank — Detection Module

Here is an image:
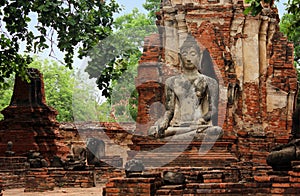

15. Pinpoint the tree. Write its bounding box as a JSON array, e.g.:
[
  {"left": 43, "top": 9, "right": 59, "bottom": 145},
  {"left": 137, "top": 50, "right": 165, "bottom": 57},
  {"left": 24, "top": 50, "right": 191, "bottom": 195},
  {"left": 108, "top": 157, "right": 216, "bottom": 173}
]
[
  {"left": 90, "top": 6, "right": 158, "bottom": 122},
  {"left": 108, "top": 52, "right": 141, "bottom": 122},
  {"left": 85, "top": 7, "right": 157, "bottom": 98},
  {"left": 0, "top": 0, "right": 120, "bottom": 88},
  {"left": 72, "top": 66, "right": 104, "bottom": 122},
  {"left": 0, "top": 1, "right": 161, "bottom": 123},
  {"left": 0, "top": 58, "right": 100, "bottom": 122},
  {"left": 30, "top": 59, "right": 75, "bottom": 122},
  {"left": 143, "top": 0, "right": 161, "bottom": 21},
  {"left": 285, "top": 0, "right": 300, "bottom": 33},
  {"left": 0, "top": 77, "right": 13, "bottom": 120},
  {"left": 0, "top": 58, "right": 75, "bottom": 121},
  {"left": 280, "top": 13, "right": 300, "bottom": 67}
]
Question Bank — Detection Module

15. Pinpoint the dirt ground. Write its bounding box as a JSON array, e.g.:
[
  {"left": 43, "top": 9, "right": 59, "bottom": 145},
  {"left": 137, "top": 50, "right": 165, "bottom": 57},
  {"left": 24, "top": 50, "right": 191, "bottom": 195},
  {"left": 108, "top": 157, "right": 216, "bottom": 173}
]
[{"left": 2, "top": 185, "right": 104, "bottom": 196}]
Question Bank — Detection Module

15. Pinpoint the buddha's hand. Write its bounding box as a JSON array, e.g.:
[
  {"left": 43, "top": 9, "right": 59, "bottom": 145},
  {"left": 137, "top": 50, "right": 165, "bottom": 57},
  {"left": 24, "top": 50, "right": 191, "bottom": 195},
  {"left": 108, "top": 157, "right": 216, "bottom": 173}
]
[
  {"left": 202, "top": 112, "right": 211, "bottom": 122},
  {"left": 197, "top": 118, "right": 208, "bottom": 125},
  {"left": 148, "top": 126, "right": 159, "bottom": 138}
]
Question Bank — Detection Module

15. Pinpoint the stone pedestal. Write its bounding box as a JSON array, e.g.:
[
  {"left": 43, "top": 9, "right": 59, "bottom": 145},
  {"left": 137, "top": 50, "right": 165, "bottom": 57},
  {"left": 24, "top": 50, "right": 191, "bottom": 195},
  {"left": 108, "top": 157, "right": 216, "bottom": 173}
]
[{"left": 128, "top": 135, "right": 238, "bottom": 168}]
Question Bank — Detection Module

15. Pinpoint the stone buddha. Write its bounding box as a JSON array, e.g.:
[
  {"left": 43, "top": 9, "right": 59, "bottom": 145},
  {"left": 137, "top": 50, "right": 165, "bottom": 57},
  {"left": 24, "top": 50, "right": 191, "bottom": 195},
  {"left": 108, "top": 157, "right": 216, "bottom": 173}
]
[
  {"left": 148, "top": 35, "right": 223, "bottom": 140},
  {"left": 267, "top": 106, "right": 300, "bottom": 171},
  {"left": 5, "top": 141, "right": 15, "bottom": 157}
]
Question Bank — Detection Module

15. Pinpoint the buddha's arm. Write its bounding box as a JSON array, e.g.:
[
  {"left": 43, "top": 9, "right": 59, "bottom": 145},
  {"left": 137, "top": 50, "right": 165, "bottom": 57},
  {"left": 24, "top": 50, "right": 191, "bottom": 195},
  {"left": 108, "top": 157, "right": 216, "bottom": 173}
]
[
  {"left": 155, "top": 84, "right": 175, "bottom": 136},
  {"left": 201, "top": 84, "right": 212, "bottom": 122}
]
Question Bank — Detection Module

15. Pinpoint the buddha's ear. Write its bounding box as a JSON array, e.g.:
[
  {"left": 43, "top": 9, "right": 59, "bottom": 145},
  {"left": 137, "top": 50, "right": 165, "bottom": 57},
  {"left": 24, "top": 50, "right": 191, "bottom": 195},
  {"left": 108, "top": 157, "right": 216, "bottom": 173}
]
[
  {"left": 178, "top": 52, "right": 183, "bottom": 67},
  {"left": 178, "top": 52, "right": 182, "bottom": 61},
  {"left": 178, "top": 53, "right": 184, "bottom": 70}
]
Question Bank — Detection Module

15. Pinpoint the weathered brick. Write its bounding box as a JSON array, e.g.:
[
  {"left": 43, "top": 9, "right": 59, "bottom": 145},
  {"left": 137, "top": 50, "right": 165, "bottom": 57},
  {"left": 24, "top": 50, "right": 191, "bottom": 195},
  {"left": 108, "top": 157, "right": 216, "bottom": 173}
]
[{"left": 272, "top": 183, "right": 291, "bottom": 188}]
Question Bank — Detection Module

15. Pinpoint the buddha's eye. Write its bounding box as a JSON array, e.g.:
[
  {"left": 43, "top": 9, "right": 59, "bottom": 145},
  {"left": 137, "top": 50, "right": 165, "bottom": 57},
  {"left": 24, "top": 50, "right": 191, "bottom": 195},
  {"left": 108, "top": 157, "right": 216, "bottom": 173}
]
[
  {"left": 190, "top": 51, "right": 197, "bottom": 56},
  {"left": 181, "top": 52, "right": 187, "bottom": 56}
]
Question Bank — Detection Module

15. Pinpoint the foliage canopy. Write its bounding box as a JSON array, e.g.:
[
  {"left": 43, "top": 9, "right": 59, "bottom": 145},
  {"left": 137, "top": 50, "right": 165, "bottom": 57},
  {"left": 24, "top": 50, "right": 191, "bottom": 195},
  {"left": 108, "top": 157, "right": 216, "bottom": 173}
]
[
  {"left": 0, "top": 0, "right": 120, "bottom": 88},
  {"left": 86, "top": 7, "right": 157, "bottom": 121},
  {"left": 85, "top": 7, "right": 157, "bottom": 98}
]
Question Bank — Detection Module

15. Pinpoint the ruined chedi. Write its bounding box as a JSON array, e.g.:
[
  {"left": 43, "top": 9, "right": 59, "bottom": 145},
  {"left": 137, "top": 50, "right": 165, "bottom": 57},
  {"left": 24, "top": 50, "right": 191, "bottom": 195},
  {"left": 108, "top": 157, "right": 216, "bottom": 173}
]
[{"left": 0, "top": 68, "right": 68, "bottom": 160}]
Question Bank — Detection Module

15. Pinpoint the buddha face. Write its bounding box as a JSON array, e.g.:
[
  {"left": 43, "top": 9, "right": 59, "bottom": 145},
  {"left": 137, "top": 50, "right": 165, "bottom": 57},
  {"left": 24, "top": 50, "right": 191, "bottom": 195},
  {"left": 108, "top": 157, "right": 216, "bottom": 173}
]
[{"left": 180, "top": 46, "right": 200, "bottom": 70}]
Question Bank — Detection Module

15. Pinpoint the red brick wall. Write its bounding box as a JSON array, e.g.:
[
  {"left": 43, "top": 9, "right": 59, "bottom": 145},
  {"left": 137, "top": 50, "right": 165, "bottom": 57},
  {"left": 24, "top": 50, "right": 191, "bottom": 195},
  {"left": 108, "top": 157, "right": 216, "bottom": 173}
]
[{"left": 135, "top": 0, "right": 298, "bottom": 164}]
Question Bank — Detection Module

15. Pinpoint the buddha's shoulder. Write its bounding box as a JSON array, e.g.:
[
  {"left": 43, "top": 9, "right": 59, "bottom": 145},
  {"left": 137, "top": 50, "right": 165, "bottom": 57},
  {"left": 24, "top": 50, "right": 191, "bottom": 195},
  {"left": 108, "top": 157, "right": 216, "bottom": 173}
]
[{"left": 165, "top": 75, "right": 182, "bottom": 84}]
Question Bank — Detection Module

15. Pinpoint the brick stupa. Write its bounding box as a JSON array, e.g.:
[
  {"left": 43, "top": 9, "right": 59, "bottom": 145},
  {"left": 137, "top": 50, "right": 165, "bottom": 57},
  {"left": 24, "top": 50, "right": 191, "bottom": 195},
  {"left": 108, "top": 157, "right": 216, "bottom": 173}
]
[{"left": 0, "top": 68, "right": 68, "bottom": 160}]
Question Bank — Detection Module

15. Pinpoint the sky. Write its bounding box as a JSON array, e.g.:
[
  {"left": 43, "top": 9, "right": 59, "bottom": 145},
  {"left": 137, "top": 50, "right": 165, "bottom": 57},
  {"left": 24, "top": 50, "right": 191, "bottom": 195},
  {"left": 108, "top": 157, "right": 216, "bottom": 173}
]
[
  {"left": 115, "top": 0, "right": 147, "bottom": 16},
  {"left": 276, "top": 0, "right": 288, "bottom": 18},
  {"left": 115, "top": 0, "right": 287, "bottom": 17}
]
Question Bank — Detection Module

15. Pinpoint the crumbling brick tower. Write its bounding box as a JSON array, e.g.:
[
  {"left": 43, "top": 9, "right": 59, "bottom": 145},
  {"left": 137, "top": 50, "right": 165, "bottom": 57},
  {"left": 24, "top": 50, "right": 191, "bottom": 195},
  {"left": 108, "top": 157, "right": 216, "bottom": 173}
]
[
  {"left": 135, "top": 0, "right": 298, "bottom": 169},
  {"left": 0, "top": 68, "right": 68, "bottom": 160}
]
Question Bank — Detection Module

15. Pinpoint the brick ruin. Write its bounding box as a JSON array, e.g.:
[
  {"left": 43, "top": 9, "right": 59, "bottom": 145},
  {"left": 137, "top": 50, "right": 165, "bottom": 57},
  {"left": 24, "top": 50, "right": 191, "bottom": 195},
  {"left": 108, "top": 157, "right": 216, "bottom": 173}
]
[
  {"left": 1, "top": 0, "right": 300, "bottom": 195},
  {"left": 133, "top": 0, "right": 298, "bottom": 169},
  {"left": 136, "top": 0, "right": 297, "bottom": 144},
  {"left": 0, "top": 68, "right": 69, "bottom": 159},
  {"left": 105, "top": 0, "right": 300, "bottom": 195}
]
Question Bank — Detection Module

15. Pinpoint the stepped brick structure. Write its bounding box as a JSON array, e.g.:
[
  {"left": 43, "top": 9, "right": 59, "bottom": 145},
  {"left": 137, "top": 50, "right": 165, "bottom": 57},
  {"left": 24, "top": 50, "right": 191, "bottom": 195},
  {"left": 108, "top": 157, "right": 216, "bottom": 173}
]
[
  {"left": 105, "top": 0, "right": 299, "bottom": 195},
  {"left": 0, "top": 0, "right": 299, "bottom": 195},
  {"left": 0, "top": 68, "right": 68, "bottom": 160},
  {"left": 135, "top": 0, "right": 297, "bottom": 164}
]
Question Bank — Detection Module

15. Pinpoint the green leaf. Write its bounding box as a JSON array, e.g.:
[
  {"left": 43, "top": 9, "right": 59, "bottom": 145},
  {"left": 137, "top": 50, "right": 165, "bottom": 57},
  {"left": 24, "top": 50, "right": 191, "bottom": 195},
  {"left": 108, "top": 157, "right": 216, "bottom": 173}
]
[{"left": 0, "top": 0, "right": 120, "bottom": 86}]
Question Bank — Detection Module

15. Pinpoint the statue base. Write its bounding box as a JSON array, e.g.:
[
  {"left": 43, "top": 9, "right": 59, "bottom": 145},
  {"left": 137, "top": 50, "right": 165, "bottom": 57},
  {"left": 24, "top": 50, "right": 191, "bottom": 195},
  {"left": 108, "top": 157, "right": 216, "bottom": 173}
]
[{"left": 128, "top": 134, "right": 238, "bottom": 168}]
